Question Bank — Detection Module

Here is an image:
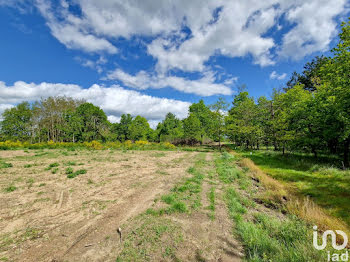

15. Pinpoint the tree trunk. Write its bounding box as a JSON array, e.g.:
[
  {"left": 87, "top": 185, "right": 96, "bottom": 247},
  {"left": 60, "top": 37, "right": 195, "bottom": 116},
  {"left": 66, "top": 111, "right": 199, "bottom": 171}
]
[
  {"left": 311, "top": 146, "right": 318, "bottom": 158},
  {"left": 343, "top": 138, "right": 350, "bottom": 168}
]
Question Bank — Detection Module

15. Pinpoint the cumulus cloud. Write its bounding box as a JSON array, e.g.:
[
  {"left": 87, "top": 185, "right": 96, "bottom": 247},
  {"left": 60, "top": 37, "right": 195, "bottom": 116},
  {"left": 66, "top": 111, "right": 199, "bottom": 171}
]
[
  {"left": 35, "top": 0, "right": 117, "bottom": 54},
  {"left": 278, "top": 0, "right": 347, "bottom": 59},
  {"left": 32, "top": 0, "right": 347, "bottom": 71},
  {"left": 105, "top": 69, "right": 235, "bottom": 96},
  {"left": 0, "top": 81, "right": 191, "bottom": 123},
  {"left": 270, "top": 71, "right": 287, "bottom": 80}
]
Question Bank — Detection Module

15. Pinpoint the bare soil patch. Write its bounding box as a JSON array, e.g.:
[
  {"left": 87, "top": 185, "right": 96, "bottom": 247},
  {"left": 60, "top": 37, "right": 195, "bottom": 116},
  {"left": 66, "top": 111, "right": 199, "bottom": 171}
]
[{"left": 0, "top": 149, "right": 196, "bottom": 262}]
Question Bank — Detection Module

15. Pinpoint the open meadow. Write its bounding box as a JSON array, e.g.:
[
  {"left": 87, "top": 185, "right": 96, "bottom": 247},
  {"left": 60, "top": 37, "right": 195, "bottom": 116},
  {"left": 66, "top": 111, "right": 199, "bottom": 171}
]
[{"left": 1, "top": 147, "right": 344, "bottom": 262}]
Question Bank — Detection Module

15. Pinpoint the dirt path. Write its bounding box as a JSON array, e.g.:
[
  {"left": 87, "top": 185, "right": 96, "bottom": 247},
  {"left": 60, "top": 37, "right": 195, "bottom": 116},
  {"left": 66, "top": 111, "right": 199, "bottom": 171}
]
[{"left": 172, "top": 153, "right": 243, "bottom": 261}]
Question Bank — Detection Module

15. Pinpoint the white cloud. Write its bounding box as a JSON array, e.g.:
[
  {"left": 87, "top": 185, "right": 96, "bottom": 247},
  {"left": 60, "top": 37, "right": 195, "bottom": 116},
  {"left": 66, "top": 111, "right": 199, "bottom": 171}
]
[
  {"left": 270, "top": 71, "right": 287, "bottom": 80},
  {"left": 278, "top": 0, "right": 347, "bottom": 59},
  {"left": 105, "top": 69, "right": 235, "bottom": 96},
  {"left": 35, "top": 0, "right": 117, "bottom": 54},
  {"left": 75, "top": 56, "right": 107, "bottom": 73},
  {"left": 32, "top": 0, "right": 347, "bottom": 71},
  {"left": 0, "top": 81, "right": 191, "bottom": 122}
]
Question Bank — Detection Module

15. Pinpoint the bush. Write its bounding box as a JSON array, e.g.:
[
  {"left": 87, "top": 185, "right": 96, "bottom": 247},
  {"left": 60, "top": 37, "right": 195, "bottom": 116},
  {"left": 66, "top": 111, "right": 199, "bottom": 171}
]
[
  {"left": 4, "top": 185, "right": 17, "bottom": 192},
  {"left": 0, "top": 140, "right": 177, "bottom": 151},
  {"left": 67, "top": 169, "right": 87, "bottom": 178},
  {"left": 65, "top": 167, "right": 74, "bottom": 174},
  {"left": 0, "top": 162, "right": 13, "bottom": 168}
]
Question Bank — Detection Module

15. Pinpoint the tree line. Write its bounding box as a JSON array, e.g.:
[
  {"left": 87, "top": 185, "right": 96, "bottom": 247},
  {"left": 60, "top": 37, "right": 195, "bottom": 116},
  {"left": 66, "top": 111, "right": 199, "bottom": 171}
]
[
  {"left": 0, "top": 96, "right": 225, "bottom": 145},
  {"left": 1, "top": 19, "right": 349, "bottom": 165},
  {"left": 226, "top": 19, "right": 350, "bottom": 167}
]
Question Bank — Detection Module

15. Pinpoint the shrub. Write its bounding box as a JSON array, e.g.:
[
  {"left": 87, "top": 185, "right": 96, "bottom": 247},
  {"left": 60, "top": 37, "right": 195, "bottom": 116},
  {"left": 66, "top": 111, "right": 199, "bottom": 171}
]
[
  {"left": 67, "top": 169, "right": 87, "bottom": 178},
  {"left": 0, "top": 162, "right": 13, "bottom": 168},
  {"left": 4, "top": 185, "right": 17, "bottom": 192},
  {"left": 65, "top": 167, "right": 74, "bottom": 174}
]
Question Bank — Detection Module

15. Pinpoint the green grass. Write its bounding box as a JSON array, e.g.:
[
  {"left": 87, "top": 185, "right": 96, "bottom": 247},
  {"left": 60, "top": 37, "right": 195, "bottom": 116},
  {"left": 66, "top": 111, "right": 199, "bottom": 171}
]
[
  {"left": 67, "top": 169, "right": 87, "bottom": 178},
  {"left": 65, "top": 161, "right": 76, "bottom": 166},
  {"left": 65, "top": 167, "right": 74, "bottom": 174},
  {"left": 216, "top": 152, "right": 328, "bottom": 262},
  {"left": 0, "top": 162, "right": 13, "bottom": 168},
  {"left": 238, "top": 149, "right": 350, "bottom": 226},
  {"left": 148, "top": 153, "right": 207, "bottom": 216},
  {"left": 116, "top": 214, "right": 183, "bottom": 262},
  {"left": 45, "top": 162, "right": 59, "bottom": 171},
  {"left": 225, "top": 187, "right": 325, "bottom": 261},
  {"left": 207, "top": 187, "right": 215, "bottom": 220},
  {"left": 4, "top": 184, "right": 17, "bottom": 192}
]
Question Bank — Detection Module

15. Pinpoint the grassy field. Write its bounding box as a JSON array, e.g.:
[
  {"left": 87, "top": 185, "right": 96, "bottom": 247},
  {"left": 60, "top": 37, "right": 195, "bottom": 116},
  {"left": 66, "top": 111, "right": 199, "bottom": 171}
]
[
  {"left": 236, "top": 149, "right": 350, "bottom": 227},
  {"left": 0, "top": 147, "right": 346, "bottom": 261}
]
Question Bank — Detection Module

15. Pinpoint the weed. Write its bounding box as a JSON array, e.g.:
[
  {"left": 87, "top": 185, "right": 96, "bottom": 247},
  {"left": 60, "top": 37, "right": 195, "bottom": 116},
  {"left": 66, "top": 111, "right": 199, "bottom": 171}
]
[
  {"left": 152, "top": 152, "right": 166, "bottom": 157},
  {"left": 156, "top": 170, "right": 169, "bottom": 175},
  {"left": 45, "top": 162, "right": 59, "bottom": 171},
  {"left": 65, "top": 161, "right": 76, "bottom": 166},
  {"left": 51, "top": 167, "right": 59, "bottom": 174},
  {"left": 0, "top": 162, "right": 13, "bottom": 168},
  {"left": 67, "top": 169, "right": 87, "bottom": 178},
  {"left": 116, "top": 214, "right": 182, "bottom": 261},
  {"left": 65, "top": 167, "right": 74, "bottom": 174},
  {"left": 4, "top": 184, "right": 17, "bottom": 192},
  {"left": 207, "top": 187, "right": 215, "bottom": 220},
  {"left": 26, "top": 178, "right": 34, "bottom": 188},
  {"left": 24, "top": 164, "right": 32, "bottom": 168}
]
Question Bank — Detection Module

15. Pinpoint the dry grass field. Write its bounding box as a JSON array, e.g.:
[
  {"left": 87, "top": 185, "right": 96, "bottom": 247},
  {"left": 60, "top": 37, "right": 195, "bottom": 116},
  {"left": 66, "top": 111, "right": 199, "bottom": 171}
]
[
  {"left": 0, "top": 149, "right": 244, "bottom": 262},
  {"left": 0, "top": 148, "right": 343, "bottom": 262}
]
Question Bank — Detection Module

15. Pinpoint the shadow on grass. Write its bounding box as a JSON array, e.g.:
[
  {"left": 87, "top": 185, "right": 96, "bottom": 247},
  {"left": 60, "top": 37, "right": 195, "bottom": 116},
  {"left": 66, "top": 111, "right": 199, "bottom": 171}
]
[{"left": 233, "top": 147, "right": 350, "bottom": 227}]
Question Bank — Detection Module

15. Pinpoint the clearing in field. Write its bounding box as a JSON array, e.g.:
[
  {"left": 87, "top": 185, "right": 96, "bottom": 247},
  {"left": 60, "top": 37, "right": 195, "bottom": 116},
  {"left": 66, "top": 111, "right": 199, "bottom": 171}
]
[
  {"left": 0, "top": 149, "right": 241, "bottom": 261},
  {"left": 0, "top": 148, "right": 344, "bottom": 262}
]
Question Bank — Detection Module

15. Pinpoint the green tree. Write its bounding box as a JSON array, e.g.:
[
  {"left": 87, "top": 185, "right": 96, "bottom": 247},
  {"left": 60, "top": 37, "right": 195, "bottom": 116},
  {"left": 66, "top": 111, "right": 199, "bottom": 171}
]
[
  {"left": 285, "top": 56, "right": 327, "bottom": 92},
  {"left": 157, "top": 112, "right": 183, "bottom": 143},
  {"left": 1, "top": 102, "right": 32, "bottom": 141},
  {"left": 189, "top": 100, "right": 213, "bottom": 144},
  {"left": 119, "top": 114, "right": 133, "bottom": 141},
  {"left": 183, "top": 113, "right": 202, "bottom": 145},
  {"left": 129, "top": 115, "right": 151, "bottom": 141},
  {"left": 226, "top": 91, "right": 261, "bottom": 149},
  {"left": 318, "top": 18, "right": 350, "bottom": 166},
  {"left": 76, "top": 103, "right": 108, "bottom": 141},
  {"left": 210, "top": 97, "right": 228, "bottom": 151}
]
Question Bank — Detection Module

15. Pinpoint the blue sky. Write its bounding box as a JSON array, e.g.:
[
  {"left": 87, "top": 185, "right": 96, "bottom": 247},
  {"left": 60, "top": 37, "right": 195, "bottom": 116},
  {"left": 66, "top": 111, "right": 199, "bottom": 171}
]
[{"left": 0, "top": 0, "right": 349, "bottom": 127}]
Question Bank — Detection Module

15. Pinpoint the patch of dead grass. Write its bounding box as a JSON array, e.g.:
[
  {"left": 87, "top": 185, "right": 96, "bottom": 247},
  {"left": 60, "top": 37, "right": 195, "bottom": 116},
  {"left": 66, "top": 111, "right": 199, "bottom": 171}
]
[{"left": 239, "top": 157, "right": 350, "bottom": 244}]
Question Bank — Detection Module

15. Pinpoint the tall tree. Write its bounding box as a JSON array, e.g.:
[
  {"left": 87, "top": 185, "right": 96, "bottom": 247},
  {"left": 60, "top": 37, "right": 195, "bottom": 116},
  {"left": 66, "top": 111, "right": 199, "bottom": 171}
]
[
  {"left": 157, "top": 112, "right": 183, "bottom": 143},
  {"left": 318, "top": 19, "right": 350, "bottom": 166},
  {"left": 226, "top": 91, "right": 260, "bottom": 149},
  {"left": 1, "top": 102, "right": 32, "bottom": 141},
  {"left": 210, "top": 97, "right": 228, "bottom": 151},
  {"left": 183, "top": 113, "right": 202, "bottom": 145},
  {"left": 189, "top": 100, "right": 213, "bottom": 144},
  {"left": 129, "top": 115, "right": 151, "bottom": 141},
  {"left": 76, "top": 102, "right": 108, "bottom": 141},
  {"left": 119, "top": 114, "right": 133, "bottom": 141}
]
